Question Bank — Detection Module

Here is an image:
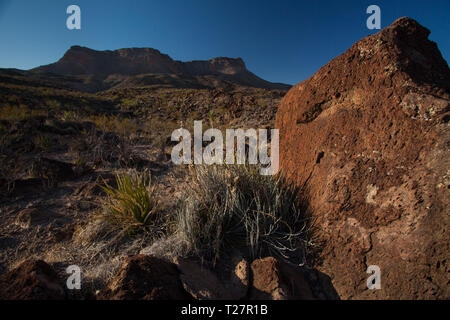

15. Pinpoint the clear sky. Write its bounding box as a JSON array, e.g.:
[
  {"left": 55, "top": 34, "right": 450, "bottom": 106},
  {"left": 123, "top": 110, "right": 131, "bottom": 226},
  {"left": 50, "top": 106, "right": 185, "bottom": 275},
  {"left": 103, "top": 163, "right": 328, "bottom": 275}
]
[{"left": 0, "top": 0, "right": 449, "bottom": 85}]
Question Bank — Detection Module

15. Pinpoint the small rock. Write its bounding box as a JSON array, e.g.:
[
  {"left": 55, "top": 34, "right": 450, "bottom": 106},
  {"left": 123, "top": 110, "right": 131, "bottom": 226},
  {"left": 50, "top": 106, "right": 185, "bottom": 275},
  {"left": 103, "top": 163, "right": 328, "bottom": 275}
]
[{"left": 249, "top": 257, "right": 314, "bottom": 300}]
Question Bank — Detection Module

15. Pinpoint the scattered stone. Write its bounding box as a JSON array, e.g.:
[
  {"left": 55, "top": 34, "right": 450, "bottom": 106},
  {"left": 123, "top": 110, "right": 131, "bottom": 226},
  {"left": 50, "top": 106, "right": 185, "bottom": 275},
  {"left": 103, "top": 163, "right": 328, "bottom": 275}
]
[{"left": 249, "top": 257, "right": 314, "bottom": 300}]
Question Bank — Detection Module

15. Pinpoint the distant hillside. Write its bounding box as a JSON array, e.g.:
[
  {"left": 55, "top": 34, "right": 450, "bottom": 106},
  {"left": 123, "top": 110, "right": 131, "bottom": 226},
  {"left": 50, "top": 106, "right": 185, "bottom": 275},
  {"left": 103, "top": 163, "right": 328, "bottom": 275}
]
[{"left": 29, "top": 46, "right": 291, "bottom": 92}]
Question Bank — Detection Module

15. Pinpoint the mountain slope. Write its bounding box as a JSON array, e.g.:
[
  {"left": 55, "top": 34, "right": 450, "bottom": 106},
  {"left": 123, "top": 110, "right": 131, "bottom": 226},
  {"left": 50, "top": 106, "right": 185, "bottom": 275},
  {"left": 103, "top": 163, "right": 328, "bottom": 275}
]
[{"left": 30, "top": 46, "right": 290, "bottom": 92}]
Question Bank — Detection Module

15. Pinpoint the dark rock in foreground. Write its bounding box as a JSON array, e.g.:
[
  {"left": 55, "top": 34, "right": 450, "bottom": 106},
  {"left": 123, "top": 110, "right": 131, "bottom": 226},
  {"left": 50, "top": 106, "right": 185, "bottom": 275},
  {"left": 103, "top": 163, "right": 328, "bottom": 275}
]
[
  {"left": 0, "top": 259, "right": 66, "bottom": 300},
  {"left": 99, "top": 255, "right": 191, "bottom": 300}
]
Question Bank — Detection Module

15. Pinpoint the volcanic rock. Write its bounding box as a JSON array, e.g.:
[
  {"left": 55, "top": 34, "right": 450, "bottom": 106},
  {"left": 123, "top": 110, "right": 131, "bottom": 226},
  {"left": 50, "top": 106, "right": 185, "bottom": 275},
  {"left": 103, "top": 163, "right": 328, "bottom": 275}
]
[{"left": 275, "top": 17, "right": 449, "bottom": 299}]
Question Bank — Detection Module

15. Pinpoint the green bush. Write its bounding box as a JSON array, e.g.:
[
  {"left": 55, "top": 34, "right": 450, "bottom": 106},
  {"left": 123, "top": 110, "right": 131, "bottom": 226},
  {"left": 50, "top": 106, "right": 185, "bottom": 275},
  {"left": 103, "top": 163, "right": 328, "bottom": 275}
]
[
  {"left": 175, "top": 164, "right": 312, "bottom": 265},
  {"left": 102, "top": 171, "right": 159, "bottom": 229}
]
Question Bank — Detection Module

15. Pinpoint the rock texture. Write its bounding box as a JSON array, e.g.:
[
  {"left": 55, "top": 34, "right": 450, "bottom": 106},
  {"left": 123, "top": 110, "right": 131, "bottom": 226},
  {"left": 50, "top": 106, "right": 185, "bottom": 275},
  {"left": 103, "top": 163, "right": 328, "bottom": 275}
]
[
  {"left": 275, "top": 17, "right": 449, "bottom": 299},
  {"left": 100, "top": 255, "right": 191, "bottom": 300},
  {"left": 100, "top": 254, "right": 315, "bottom": 300},
  {"left": 249, "top": 257, "right": 314, "bottom": 300},
  {"left": 0, "top": 259, "right": 66, "bottom": 300}
]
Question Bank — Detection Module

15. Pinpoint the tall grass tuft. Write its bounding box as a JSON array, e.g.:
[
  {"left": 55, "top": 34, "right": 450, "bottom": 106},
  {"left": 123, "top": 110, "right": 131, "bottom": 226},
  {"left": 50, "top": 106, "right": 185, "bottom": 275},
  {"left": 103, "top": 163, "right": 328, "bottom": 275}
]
[
  {"left": 102, "top": 171, "right": 159, "bottom": 230},
  {"left": 175, "top": 164, "right": 312, "bottom": 266}
]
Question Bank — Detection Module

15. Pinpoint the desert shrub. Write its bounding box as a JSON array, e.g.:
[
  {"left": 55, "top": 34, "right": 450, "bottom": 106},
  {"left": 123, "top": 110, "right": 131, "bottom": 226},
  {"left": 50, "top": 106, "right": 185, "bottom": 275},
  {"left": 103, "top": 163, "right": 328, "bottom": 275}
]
[
  {"left": 60, "top": 110, "right": 81, "bottom": 122},
  {"left": 256, "top": 97, "right": 267, "bottom": 108},
  {"left": 175, "top": 164, "right": 312, "bottom": 265},
  {"left": 90, "top": 115, "right": 138, "bottom": 136},
  {"left": 121, "top": 98, "right": 140, "bottom": 110},
  {"left": 101, "top": 171, "right": 160, "bottom": 231}
]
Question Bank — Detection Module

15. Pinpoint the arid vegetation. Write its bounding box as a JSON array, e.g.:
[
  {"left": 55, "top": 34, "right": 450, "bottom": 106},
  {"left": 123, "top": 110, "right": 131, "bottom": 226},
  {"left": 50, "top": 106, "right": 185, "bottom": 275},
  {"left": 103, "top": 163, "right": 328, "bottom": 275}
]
[{"left": 0, "top": 68, "right": 299, "bottom": 299}]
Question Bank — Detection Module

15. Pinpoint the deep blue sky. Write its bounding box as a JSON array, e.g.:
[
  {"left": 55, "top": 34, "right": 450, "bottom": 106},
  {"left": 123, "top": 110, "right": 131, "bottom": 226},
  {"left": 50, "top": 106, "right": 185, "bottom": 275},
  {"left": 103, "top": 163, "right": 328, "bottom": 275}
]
[{"left": 0, "top": 0, "right": 449, "bottom": 85}]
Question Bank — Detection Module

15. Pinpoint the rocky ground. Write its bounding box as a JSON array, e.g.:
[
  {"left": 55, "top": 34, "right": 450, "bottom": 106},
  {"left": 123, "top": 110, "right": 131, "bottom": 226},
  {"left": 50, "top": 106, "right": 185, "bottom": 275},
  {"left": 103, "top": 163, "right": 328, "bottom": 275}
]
[{"left": 1, "top": 76, "right": 336, "bottom": 299}]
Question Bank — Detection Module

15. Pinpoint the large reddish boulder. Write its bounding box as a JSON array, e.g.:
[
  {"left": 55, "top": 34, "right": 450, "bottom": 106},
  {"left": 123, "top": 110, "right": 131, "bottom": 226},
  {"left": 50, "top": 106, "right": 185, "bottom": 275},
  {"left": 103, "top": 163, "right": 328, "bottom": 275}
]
[
  {"left": 275, "top": 17, "right": 449, "bottom": 299},
  {"left": 0, "top": 259, "right": 66, "bottom": 300}
]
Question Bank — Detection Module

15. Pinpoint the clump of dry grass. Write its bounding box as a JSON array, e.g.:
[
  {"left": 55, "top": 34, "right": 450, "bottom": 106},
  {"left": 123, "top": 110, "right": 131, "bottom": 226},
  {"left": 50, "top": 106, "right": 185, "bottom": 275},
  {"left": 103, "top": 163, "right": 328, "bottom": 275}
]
[
  {"left": 175, "top": 164, "right": 312, "bottom": 266},
  {"left": 69, "top": 215, "right": 155, "bottom": 296},
  {"left": 89, "top": 115, "right": 138, "bottom": 137}
]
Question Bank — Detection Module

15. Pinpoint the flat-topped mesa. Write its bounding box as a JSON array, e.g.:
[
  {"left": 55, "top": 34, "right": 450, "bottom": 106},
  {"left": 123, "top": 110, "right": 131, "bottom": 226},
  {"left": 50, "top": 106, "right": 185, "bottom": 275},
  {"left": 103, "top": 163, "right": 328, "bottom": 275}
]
[
  {"left": 38, "top": 46, "right": 183, "bottom": 75},
  {"left": 34, "top": 46, "right": 248, "bottom": 76},
  {"left": 275, "top": 17, "right": 449, "bottom": 299},
  {"left": 31, "top": 46, "right": 290, "bottom": 90}
]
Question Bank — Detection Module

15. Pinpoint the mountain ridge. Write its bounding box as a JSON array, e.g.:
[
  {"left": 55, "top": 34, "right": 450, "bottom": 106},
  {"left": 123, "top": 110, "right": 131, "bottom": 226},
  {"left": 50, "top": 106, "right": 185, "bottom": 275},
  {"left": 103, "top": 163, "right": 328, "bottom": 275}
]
[{"left": 30, "top": 46, "right": 290, "bottom": 92}]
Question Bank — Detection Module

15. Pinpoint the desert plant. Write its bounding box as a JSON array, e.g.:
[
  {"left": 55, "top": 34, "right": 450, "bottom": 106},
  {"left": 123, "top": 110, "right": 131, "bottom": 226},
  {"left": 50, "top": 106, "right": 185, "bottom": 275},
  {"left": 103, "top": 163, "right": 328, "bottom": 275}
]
[
  {"left": 208, "top": 109, "right": 216, "bottom": 127},
  {"left": 0, "top": 105, "right": 47, "bottom": 121},
  {"left": 175, "top": 164, "right": 313, "bottom": 266},
  {"left": 60, "top": 110, "right": 80, "bottom": 122},
  {"left": 121, "top": 98, "right": 139, "bottom": 110},
  {"left": 90, "top": 115, "right": 138, "bottom": 137},
  {"left": 102, "top": 171, "right": 160, "bottom": 230}
]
